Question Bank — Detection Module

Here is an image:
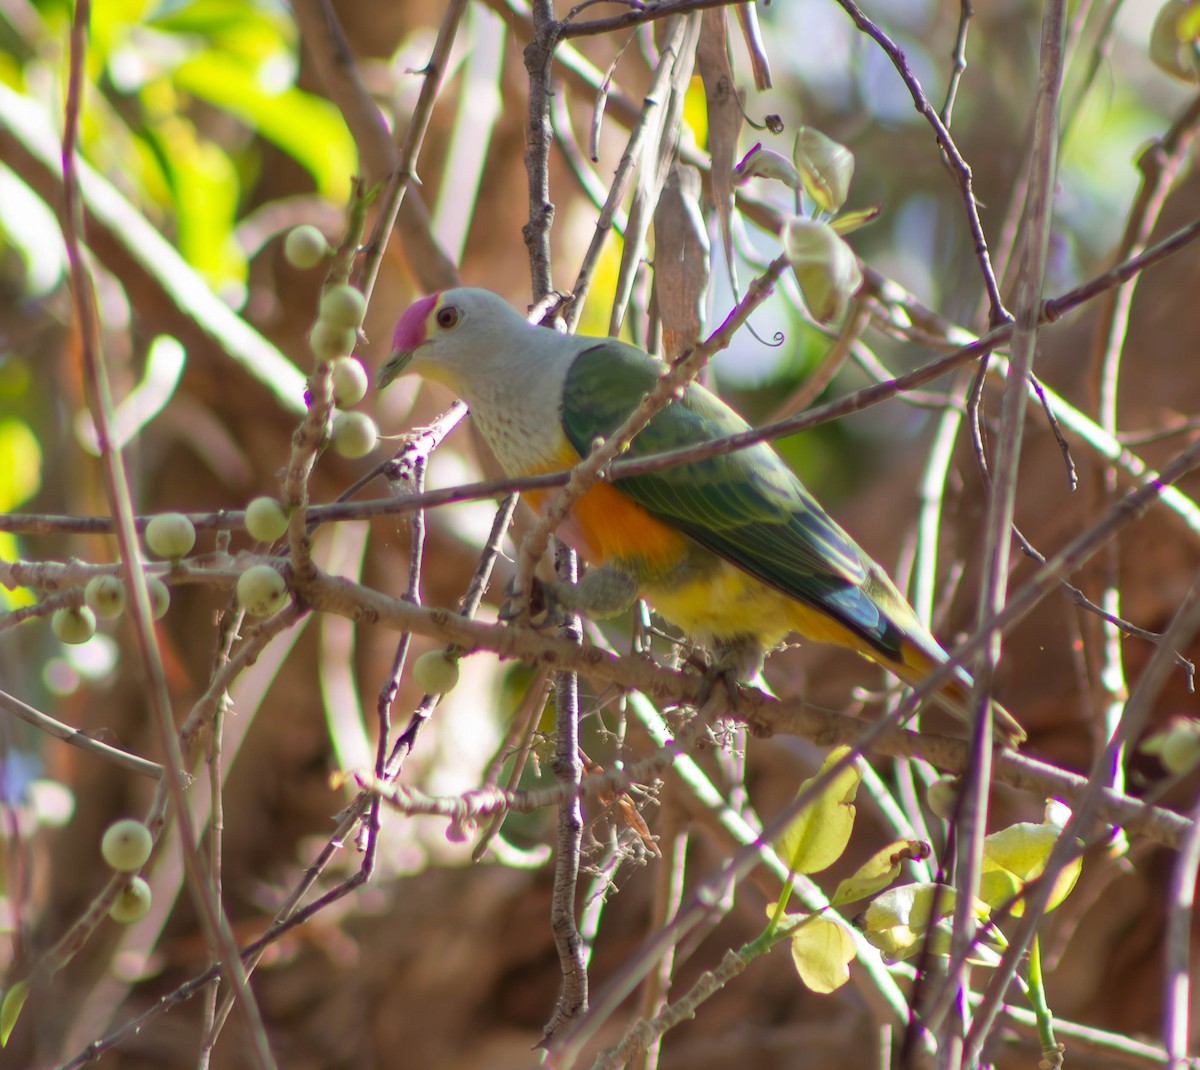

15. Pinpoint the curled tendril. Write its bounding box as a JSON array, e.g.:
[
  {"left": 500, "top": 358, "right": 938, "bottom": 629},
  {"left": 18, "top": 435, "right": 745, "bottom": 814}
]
[{"left": 743, "top": 322, "right": 785, "bottom": 348}]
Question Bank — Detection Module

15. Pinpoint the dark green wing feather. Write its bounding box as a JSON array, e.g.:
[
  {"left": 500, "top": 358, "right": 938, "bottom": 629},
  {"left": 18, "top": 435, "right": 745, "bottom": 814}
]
[{"left": 561, "top": 341, "right": 907, "bottom": 654}]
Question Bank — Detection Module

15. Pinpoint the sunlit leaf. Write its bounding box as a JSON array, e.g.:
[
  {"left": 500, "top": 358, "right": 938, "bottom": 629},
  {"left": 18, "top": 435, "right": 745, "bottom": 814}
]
[
  {"left": 980, "top": 822, "right": 1082, "bottom": 915},
  {"left": 790, "top": 917, "right": 855, "bottom": 993},
  {"left": 858, "top": 882, "right": 985, "bottom": 962},
  {"left": 832, "top": 839, "right": 930, "bottom": 906},
  {"left": 0, "top": 979, "right": 29, "bottom": 1046},
  {"left": 150, "top": 116, "right": 243, "bottom": 288},
  {"left": 0, "top": 418, "right": 41, "bottom": 510},
  {"left": 1149, "top": 0, "right": 1200, "bottom": 83},
  {"left": 793, "top": 127, "right": 855, "bottom": 213},
  {"left": 775, "top": 746, "right": 860, "bottom": 876},
  {"left": 173, "top": 52, "right": 356, "bottom": 200},
  {"left": 830, "top": 203, "right": 881, "bottom": 235}
]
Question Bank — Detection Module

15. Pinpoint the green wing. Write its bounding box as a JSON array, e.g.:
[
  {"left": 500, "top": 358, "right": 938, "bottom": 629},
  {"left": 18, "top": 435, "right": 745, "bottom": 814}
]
[{"left": 561, "top": 340, "right": 904, "bottom": 653}]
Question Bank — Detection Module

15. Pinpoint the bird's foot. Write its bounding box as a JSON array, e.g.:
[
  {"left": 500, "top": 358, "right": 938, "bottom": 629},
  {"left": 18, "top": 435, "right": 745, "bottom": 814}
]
[
  {"left": 693, "top": 636, "right": 766, "bottom": 713},
  {"left": 498, "top": 576, "right": 555, "bottom": 628},
  {"left": 696, "top": 661, "right": 744, "bottom": 713}
]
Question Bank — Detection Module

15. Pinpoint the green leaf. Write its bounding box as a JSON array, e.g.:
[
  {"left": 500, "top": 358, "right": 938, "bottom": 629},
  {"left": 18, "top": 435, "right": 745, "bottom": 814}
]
[
  {"left": 1149, "top": 0, "right": 1200, "bottom": 83},
  {"left": 172, "top": 52, "right": 356, "bottom": 200},
  {"left": 830, "top": 203, "right": 881, "bottom": 235},
  {"left": 832, "top": 839, "right": 930, "bottom": 906},
  {"left": 790, "top": 916, "right": 856, "bottom": 993},
  {"left": 1, "top": 979, "right": 29, "bottom": 1046},
  {"left": 151, "top": 117, "right": 243, "bottom": 289},
  {"left": 775, "top": 746, "right": 860, "bottom": 876},
  {"left": 783, "top": 218, "right": 863, "bottom": 323},
  {"left": 793, "top": 127, "right": 855, "bottom": 213}
]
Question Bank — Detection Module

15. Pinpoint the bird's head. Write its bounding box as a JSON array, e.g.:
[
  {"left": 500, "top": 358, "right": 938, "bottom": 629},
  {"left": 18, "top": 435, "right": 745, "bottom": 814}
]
[{"left": 377, "top": 287, "right": 530, "bottom": 393}]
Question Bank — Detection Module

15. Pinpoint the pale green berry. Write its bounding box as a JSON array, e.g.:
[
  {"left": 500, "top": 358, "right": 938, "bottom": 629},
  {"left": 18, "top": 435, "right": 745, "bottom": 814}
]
[
  {"left": 148, "top": 578, "right": 171, "bottom": 620},
  {"left": 85, "top": 575, "right": 126, "bottom": 619},
  {"left": 309, "top": 321, "right": 357, "bottom": 362},
  {"left": 283, "top": 224, "right": 328, "bottom": 269},
  {"left": 101, "top": 819, "right": 152, "bottom": 872},
  {"left": 109, "top": 876, "right": 152, "bottom": 924},
  {"left": 318, "top": 284, "right": 367, "bottom": 330},
  {"left": 411, "top": 650, "right": 461, "bottom": 694},
  {"left": 145, "top": 513, "right": 196, "bottom": 559},
  {"left": 1162, "top": 727, "right": 1200, "bottom": 775},
  {"left": 331, "top": 412, "right": 378, "bottom": 459},
  {"left": 237, "top": 564, "right": 289, "bottom": 617},
  {"left": 330, "top": 356, "right": 369, "bottom": 407},
  {"left": 926, "top": 776, "right": 960, "bottom": 821},
  {"left": 244, "top": 497, "right": 290, "bottom": 542},
  {"left": 52, "top": 605, "right": 96, "bottom": 644}
]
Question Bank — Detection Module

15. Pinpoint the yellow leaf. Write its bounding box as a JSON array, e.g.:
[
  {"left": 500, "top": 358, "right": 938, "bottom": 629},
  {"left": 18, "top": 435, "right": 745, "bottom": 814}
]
[
  {"left": 981, "top": 822, "right": 1082, "bottom": 914},
  {"left": 790, "top": 917, "right": 856, "bottom": 994},
  {"left": 1, "top": 979, "right": 29, "bottom": 1046},
  {"left": 0, "top": 418, "right": 41, "bottom": 510},
  {"left": 832, "top": 839, "right": 930, "bottom": 906},
  {"left": 775, "top": 746, "right": 860, "bottom": 876}
]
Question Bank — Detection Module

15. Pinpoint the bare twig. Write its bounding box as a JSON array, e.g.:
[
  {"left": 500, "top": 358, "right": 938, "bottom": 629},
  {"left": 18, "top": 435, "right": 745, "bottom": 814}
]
[
  {"left": 833, "top": 0, "right": 1009, "bottom": 326},
  {"left": 524, "top": 0, "right": 559, "bottom": 299},
  {"left": 0, "top": 688, "right": 163, "bottom": 780},
  {"left": 948, "top": 4, "right": 1065, "bottom": 1042},
  {"left": 58, "top": 8, "right": 277, "bottom": 1068}
]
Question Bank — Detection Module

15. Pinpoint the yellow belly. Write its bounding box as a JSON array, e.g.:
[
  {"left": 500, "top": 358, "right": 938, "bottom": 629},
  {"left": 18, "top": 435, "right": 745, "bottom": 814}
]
[{"left": 647, "top": 559, "right": 878, "bottom": 655}]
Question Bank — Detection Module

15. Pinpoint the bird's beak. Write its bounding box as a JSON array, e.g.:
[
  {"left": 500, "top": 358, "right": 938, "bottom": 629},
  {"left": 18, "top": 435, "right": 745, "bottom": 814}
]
[{"left": 377, "top": 348, "right": 414, "bottom": 390}]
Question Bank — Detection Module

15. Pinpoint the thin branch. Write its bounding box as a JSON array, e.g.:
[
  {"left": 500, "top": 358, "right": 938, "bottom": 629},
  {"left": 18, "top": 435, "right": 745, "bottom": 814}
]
[
  {"left": 291, "top": 0, "right": 460, "bottom": 293},
  {"left": 58, "top": 7, "right": 276, "bottom": 1066},
  {"left": 833, "top": 0, "right": 1009, "bottom": 326},
  {"left": 560, "top": 0, "right": 748, "bottom": 39},
  {"left": 0, "top": 688, "right": 163, "bottom": 780},
  {"left": 524, "top": 0, "right": 559, "bottom": 299}
]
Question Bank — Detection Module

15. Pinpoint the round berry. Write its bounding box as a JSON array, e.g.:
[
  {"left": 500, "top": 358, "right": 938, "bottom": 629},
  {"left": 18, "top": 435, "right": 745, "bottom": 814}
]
[
  {"left": 411, "top": 649, "right": 461, "bottom": 694},
  {"left": 244, "top": 497, "right": 290, "bottom": 542},
  {"left": 85, "top": 575, "right": 126, "bottom": 619},
  {"left": 309, "top": 321, "right": 357, "bottom": 362},
  {"left": 109, "top": 876, "right": 152, "bottom": 924},
  {"left": 52, "top": 605, "right": 96, "bottom": 645},
  {"left": 926, "top": 776, "right": 960, "bottom": 821},
  {"left": 101, "top": 818, "right": 153, "bottom": 872},
  {"left": 145, "top": 513, "right": 196, "bottom": 559},
  {"left": 318, "top": 284, "right": 367, "bottom": 330},
  {"left": 237, "top": 564, "right": 289, "bottom": 618},
  {"left": 147, "top": 578, "right": 171, "bottom": 620},
  {"left": 283, "top": 224, "right": 328, "bottom": 269},
  {"left": 331, "top": 412, "right": 378, "bottom": 459},
  {"left": 330, "top": 357, "right": 369, "bottom": 407},
  {"left": 1162, "top": 727, "right": 1200, "bottom": 775}
]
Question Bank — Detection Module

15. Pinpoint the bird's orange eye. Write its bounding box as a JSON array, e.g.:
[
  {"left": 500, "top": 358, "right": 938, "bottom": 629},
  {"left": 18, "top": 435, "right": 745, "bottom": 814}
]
[{"left": 436, "top": 306, "right": 460, "bottom": 329}]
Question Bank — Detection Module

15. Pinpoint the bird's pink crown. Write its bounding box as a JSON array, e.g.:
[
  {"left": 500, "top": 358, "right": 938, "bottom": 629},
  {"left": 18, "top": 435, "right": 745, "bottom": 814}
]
[{"left": 392, "top": 292, "right": 439, "bottom": 351}]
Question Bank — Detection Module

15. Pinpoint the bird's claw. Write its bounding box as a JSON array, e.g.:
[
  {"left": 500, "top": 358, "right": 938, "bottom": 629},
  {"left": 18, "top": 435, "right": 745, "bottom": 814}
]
[
  {"left": 696, "top": 661, "right": 744, "bottom": 713},
  {"left": 499, "top": 576, "right": 555, "bottom": 628}
]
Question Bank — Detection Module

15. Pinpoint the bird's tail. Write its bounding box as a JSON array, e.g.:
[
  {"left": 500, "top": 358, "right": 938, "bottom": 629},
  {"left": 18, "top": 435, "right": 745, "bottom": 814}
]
[{"left": 891, "top": 638, "right": 1026, "bottom": 745}]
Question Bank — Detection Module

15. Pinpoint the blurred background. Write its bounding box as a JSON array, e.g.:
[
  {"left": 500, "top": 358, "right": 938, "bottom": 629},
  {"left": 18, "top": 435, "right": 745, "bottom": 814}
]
[{"left": 1, "top": 0, "right": 1199, "bottom": 1066}]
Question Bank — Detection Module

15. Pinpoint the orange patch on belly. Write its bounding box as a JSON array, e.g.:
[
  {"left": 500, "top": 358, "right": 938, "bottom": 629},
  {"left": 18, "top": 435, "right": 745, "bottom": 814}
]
[{"left": 522, "top": 446, "right": 687, "bottom": 568}]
